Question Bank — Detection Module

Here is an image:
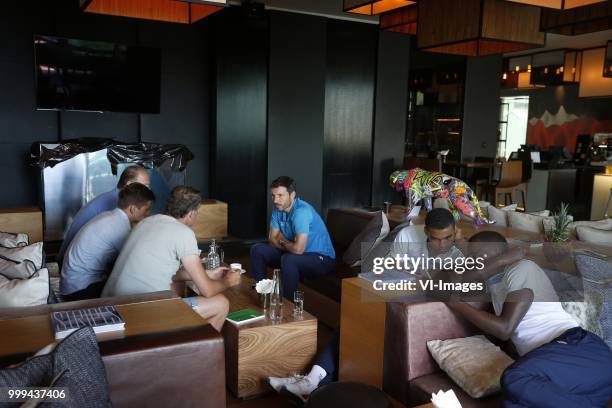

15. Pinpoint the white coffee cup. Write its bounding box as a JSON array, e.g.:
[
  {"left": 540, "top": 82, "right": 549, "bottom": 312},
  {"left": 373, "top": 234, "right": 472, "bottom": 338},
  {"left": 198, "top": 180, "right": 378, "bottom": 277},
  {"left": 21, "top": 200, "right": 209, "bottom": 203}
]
[{"left": 230, "top": 263, "right": 243, "bottom": 273}]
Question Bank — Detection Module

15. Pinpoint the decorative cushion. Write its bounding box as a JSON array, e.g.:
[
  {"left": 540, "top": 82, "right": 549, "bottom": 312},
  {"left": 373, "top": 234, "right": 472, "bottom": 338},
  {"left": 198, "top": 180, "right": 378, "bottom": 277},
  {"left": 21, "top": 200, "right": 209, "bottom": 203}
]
[
  {"left": 562, "top": 293, "right": 603, "bottom": 339},
  {"left": 487, "top": 204, "right": 517, "bottom": 227},
  {"left": 0, "top": 326, "right": 111, "bottom": 408},
  {"left": 574, "top": 254, "right": 612, "bottom": 349},
  {"left": 0, "top": 267, "right": 49, "bottom": 307},
  {"left": 576, "top": 226, "right": 612, "bottom": 246},
  {"left": 361, "top": 221, "right": 412, "bottom": 271},
  {"left": 507, "top": 211, "right": 553, "bottom": 234},
  {"left": 566, "top": 219, "right": 612, "bottom": 240},
  {"left": 0, "top": 231, "right": 29, "bottom": 248},
  {"left": 0, "top": 256, "right": 38, "bottom": 280},
  {"left": 342, "top": 211, "right": 389, "bottom": 267},
  {"left": 427, "top": 335, "right": 514, "bottom": 399},
  {"left": 0, "top": 242, "right": 44, "bottom": 269}
]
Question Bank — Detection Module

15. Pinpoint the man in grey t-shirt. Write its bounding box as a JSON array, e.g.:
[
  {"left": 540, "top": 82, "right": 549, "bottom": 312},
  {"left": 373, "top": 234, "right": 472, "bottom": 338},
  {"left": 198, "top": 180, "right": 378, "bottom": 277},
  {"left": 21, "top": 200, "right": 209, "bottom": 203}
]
[
  {"left": 102, "top": 186, "right": 240, "bottom": 331},
  {"left": 61, "top": 183, "right": 155, "bottom": 301}
]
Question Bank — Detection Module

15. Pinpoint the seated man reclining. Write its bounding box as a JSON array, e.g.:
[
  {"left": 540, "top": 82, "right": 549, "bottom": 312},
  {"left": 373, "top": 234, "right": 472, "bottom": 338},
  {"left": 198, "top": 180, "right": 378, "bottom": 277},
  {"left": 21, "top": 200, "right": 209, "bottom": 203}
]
[{"left": 448, "top": 231, "right": 612, "bottom": 407}]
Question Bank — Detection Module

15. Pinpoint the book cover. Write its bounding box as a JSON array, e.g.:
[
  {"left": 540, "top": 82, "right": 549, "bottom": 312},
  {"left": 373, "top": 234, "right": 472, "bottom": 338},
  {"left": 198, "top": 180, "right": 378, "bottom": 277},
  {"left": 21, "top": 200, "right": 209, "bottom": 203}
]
[
  {"left": 226, "top": 308, "right": 265, "bottom": 325},
  {"left": 51, "top": 305, "right": 125, "bottom": 340}
]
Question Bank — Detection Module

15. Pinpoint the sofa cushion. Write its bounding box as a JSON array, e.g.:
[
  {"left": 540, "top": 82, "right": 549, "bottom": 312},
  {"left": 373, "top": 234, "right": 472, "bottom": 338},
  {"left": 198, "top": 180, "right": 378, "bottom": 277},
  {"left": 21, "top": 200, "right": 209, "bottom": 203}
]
[
  {"left": 563, "top": 219, "right": 612, "bottom": 240},
  {"left": 0, "top": 256, "right": 38, "bottom": 280},
  {"left": 362, "top": 221, "right": 412, "bottom": 272},
  {"left": 507, "top": 211, "right": 550, "bottom": 234},
  {"left": 574, "top": 254, "right": 612, "bottom": 349},
  {"left": 576, "top": 226, "right": 612, "bottom": 246},
  {"left": 0, "top": 242, "right": 44, "bottom": 269},
  {"left": 0, "top": 267, "right": 49, "bottom": 308},
  {"left": 487, "top": 204, "right": 517, "bottom": 227},
  {"left": 342, "top": 211, "right": 389, "bottom": 267},
  {"left": 0, "top": 326, "right": 111, "bottom": 408},
  {"left": 0, "top": 231, "right": 28, "bottom": 248},
  {"left": 427, "top": 335, "right": 514, "bottom": 399},
  {"left": 326, "top": 209, "right": 377, "bottom": 254}
]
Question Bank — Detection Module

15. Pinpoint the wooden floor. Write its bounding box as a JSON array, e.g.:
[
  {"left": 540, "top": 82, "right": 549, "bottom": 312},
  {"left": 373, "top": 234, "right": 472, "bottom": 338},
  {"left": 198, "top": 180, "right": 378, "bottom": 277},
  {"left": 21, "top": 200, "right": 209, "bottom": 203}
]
[{"left": 227, "top": 320, "right": 335, "bottom": 407}]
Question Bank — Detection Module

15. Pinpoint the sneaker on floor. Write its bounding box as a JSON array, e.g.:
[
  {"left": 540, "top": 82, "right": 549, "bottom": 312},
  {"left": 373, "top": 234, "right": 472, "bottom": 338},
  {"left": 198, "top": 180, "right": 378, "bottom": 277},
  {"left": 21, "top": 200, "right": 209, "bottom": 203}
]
[
  {"left": 280, "top": 376, "right": 318, "bottom": 406},
  {"left": 267, "top": 374, "right": 304, "bottom": 393}
]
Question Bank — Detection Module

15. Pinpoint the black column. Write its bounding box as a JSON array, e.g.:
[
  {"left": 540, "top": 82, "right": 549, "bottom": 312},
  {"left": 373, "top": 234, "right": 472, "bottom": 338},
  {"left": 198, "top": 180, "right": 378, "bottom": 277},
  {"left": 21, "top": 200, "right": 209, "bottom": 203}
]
[{"left": 211, "top": 8, "right": 269, "bottom": 239}]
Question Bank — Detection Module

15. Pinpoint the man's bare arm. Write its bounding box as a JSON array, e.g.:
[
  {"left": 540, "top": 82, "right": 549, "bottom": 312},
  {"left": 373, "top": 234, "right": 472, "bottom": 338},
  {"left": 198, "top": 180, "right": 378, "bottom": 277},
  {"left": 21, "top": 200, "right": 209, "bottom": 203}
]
[
  {"left": 268, "top": 227, "right": 284, "bottom": 250},
  {"left": 179, "top": 255, "right": 239, "bottom": 298},
  {"left": 279, "top": 233, "right": 307, "bottom": 255},
  {"left": 447, "top": 288, "right": 533, "bottom": 341}
]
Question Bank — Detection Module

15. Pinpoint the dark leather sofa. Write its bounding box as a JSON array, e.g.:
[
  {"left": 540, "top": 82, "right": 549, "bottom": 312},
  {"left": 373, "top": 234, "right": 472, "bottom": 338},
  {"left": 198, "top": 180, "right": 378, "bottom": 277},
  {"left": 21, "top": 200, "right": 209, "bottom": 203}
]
[
  {"left": 0, "top": 292, "right": 226, "bottom": 408},
  {"left": 299, "top": 208, "right": 397, "bottom": 327},
  {"left": 383, "top": 301, "right": 507, "bottom": 407}
]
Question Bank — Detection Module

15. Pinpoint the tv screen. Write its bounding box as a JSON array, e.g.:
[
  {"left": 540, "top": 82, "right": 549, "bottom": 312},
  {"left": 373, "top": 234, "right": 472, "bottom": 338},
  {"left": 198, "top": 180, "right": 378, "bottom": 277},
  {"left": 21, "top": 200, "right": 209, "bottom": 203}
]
[{"left": 34, "top": 35, "right": 161, "bottom": 113}]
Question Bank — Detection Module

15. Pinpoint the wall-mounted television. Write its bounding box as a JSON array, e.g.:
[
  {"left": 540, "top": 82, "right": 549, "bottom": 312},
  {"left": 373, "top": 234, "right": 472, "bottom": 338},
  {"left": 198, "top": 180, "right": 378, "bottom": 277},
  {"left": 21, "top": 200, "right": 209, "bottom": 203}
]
[{"left": 34, "top": 35, "right": 161, "bottom": 113}]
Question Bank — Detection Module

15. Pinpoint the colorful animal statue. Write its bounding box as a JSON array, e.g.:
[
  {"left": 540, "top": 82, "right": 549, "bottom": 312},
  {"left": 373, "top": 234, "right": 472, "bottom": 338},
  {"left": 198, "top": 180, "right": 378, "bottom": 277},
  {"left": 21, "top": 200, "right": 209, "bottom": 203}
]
[{"left": 390, "top": 168, "right": 493, "bottom": 225}]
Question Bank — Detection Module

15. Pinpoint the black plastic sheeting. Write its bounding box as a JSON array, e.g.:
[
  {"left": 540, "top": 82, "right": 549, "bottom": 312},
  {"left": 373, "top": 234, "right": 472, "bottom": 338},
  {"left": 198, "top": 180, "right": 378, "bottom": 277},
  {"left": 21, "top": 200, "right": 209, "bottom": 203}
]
[{"left": 31, "top": 138, "right": 194, "bottom": 174}]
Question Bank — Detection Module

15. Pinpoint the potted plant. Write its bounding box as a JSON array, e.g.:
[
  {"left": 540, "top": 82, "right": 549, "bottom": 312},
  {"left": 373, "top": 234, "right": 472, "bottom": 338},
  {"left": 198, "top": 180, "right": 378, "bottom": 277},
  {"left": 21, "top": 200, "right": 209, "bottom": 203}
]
[{"left": 543, "top": 202, "right": 572, "bottom": 262}]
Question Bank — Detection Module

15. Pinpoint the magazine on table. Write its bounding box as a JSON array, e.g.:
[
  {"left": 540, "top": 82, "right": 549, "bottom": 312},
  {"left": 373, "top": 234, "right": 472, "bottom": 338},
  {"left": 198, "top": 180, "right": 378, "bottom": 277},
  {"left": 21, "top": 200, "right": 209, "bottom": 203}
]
[{"left": 51, "top": 305, "right": 125, "bottom": 339}]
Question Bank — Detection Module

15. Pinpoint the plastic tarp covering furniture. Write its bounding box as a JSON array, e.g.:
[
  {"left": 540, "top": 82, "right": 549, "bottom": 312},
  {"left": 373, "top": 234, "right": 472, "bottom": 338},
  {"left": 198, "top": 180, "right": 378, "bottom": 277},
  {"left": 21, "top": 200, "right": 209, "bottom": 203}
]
[
  {"left": 30, "top": 138, "right": 193, "bottom": 173},
  {"left": 30, "top": 138, "right": 194, "bottom": 241}
]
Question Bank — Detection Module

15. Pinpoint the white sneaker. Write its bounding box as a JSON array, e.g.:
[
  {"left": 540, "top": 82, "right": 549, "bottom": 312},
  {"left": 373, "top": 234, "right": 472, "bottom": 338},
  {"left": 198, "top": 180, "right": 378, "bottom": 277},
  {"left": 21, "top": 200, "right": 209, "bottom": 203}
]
[
  {"left": 267, "top": 374, "right": 303, "bottom": 393},
  {"left": 280, "top": 376, "right": 318, "bottom": 405}
]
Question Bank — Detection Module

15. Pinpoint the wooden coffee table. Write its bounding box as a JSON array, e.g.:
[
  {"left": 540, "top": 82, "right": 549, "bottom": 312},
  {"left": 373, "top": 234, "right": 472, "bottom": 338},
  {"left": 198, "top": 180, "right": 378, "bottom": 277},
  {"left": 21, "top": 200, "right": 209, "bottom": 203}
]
[{"left": 188, "top": 277, "right": 318, "bottom": 399}]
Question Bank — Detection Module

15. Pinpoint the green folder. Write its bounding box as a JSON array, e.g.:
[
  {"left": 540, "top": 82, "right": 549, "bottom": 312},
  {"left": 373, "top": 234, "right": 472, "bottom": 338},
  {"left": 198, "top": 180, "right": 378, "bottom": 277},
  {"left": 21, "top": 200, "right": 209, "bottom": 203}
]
[{"left": 226, "top": 308, "right": 265, "bottom": 325}]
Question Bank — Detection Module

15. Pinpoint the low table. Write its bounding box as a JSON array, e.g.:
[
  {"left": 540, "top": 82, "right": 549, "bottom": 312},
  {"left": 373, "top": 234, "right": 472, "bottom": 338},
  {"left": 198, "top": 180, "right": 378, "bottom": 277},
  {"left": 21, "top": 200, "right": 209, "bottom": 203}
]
[
  {"left": 0, "top": 298, "right": 209, "bottom": 364},
  {"left": 189, "top": 277, "right": 318, "bottom": 399}
]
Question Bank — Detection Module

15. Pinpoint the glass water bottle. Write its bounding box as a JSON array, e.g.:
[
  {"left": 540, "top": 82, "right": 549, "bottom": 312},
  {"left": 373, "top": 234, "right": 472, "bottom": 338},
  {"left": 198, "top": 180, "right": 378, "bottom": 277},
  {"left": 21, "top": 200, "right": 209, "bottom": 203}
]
[
  {"left": 206, "top": 239, "right": 221, "bottom": 269},
  {"left": 269, "top": 269, "right": 283, "bottom": 321}
]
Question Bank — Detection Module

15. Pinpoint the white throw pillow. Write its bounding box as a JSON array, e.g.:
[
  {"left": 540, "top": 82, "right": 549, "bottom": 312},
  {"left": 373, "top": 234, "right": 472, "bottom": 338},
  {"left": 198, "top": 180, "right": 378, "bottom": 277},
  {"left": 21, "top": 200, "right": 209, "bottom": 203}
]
[
  {"left": 427, "top": 335, "right": 514, "bottom": 399},
  {"left": 0, "top": 257, "right": 38, "bottom": 280},
  {"left": 343, "top": 212, "right": 390, "bottom": 267},
  {"left": 576, "top": 226, "right": 612, "bottom": 246},
  {"left": 487, "top": 204, "right": 517, "bottom": 227},
  {"left": 0, "top": 242, "right": 44, "bottom": 269},
  {"left": 508, "top": 211, "right": 553, "bottom": 234},
  {"left": 0, "top": 267, "right": 49, "bottom": 307},
  {"left": 434, "top": 199, "right": 491, "bottom": 223},
  {"left": 567, "top": 219, "right": 612, "bottom": 240},
  {"left": 0, "top": 231, "right": 29, "bottom": 248}
]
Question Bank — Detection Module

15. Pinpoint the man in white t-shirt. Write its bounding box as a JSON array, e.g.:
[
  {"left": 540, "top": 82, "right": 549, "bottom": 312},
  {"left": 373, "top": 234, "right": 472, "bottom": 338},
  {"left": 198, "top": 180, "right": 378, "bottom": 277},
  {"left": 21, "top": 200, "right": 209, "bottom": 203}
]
[
  {"left": 102, "top": 186, "right": 240, "bottom": 331},
  {"left": 448, "top": 231, "right": 612, "bottom": 407}
]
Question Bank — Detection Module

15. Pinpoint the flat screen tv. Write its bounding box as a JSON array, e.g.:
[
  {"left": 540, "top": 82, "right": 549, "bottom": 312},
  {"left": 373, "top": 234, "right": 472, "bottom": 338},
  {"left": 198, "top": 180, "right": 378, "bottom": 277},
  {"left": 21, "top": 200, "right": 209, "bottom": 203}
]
[{"left": 34, "top": 35, "right": 161, "bottom": 113}]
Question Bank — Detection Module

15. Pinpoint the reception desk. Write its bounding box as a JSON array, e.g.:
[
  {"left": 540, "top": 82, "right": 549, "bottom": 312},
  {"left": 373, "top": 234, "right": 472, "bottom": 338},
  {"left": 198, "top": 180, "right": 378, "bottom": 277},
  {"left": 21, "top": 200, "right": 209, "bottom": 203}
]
[{"left": 591, "top": 174, "right": 612, "bottom": 220}]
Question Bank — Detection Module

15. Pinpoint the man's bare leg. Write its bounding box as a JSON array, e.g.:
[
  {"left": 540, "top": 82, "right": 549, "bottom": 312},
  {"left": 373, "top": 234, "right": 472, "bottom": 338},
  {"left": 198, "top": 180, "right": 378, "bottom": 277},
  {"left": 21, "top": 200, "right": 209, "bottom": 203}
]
[{"left": 192, "top": 294, "right": 230, "bottom": 331}]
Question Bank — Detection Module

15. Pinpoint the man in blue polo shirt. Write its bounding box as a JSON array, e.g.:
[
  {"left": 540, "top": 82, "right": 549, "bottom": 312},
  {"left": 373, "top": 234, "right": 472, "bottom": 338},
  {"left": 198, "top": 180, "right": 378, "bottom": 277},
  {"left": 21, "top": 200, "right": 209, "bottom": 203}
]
[
  {"left": 250, "top": 176, "right": 335, "bottom": 300},
  {"left": 57, "top": 165, "right": 150, "bottom": 262}
]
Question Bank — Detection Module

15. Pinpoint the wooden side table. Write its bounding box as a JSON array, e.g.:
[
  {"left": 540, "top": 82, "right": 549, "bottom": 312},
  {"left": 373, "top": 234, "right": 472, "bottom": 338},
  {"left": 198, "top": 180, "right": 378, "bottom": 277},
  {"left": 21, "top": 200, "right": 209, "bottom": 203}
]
[{"left": 190, "top": 278, "right": 318, "bottom": 399}]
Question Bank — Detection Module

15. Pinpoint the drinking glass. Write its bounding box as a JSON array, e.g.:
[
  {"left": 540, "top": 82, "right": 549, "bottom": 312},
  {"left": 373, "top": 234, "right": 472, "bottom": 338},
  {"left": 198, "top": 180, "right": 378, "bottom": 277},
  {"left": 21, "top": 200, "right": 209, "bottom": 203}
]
[{"left": 293, "top": 290, "right": 304, "bottom": 317}]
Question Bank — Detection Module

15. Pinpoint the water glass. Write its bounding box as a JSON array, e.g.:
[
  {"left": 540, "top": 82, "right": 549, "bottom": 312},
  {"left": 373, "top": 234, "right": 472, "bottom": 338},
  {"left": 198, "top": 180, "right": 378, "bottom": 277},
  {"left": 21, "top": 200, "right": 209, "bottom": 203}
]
[{"left": 293, "top": 290, "right": 304, "bottom": 317}]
